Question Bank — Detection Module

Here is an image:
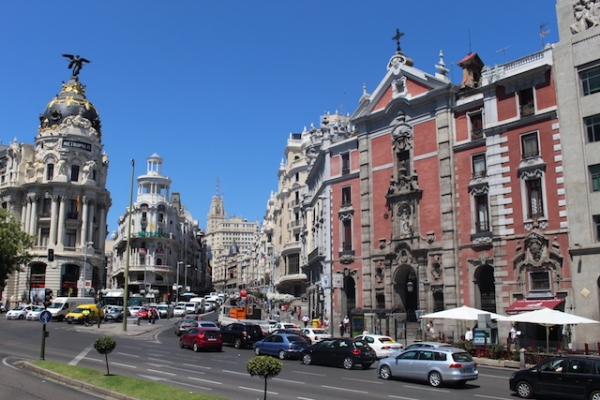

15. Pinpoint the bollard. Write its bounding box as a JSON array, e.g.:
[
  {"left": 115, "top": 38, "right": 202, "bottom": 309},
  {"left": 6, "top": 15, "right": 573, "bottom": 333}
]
[{"left": 520, "top": 348, "right": 526, "bottom": 369}]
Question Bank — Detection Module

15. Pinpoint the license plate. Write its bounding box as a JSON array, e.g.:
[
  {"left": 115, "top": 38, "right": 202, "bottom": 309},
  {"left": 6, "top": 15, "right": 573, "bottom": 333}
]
[
  {"left": 208, "top": 338, "right": 217, "bottom": 341},
  {"left": 464, "top": 367, "right": 473, "bottom": 372}
]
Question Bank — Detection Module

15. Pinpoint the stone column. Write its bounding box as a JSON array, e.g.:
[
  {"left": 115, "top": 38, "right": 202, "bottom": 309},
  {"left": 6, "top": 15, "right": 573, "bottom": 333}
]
[
  {"left": 49, "top": 195, "right": 59, "bottom": 245},
  {"left": 81, "top": 196, "right": 89, "bottom": 247},
  {"left": 29, "top": 195, "right": 39, "bottom": 237},
  {"left": 56, "top": 196, "right": 66, "bottom": 247},
  {"left": 88, "top": 200, "right": 95, "bottom": 243},
  {"left": 20, "top": 200, "right": 27, "bottom": 230},
  {"left": 24, "top": 197, "right": 32, "bottom": 235},
  {"left": 98, "top": 206, "right": 106, "bottom": 249}
]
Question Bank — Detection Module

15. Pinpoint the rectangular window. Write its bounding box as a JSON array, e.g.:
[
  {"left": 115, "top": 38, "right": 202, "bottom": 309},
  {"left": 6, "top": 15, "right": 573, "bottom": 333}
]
[
  {"left": 343, "top": 219, "right": 352, "bottom": 251},
  {"left": 521, "top": 132, "right": 539, "bottom": 159},
  {"left": 475, "top": 194, "right": 489, "bottom": 232},
  {"left": 519, "top": 87, "right": 534, "bottom": 116},
  {"left": 590, "top": 164, "right": 600, "bottom": 192},
  {"left": 342, "top": 153, "right": 350, "bottom": 175},
  {"left": 469, "top": 112, "right": 483, "bottom": 139},
  {"left": 526, "top": 178, "right": 544, "bottom": 219},
  {"left": 472, "top": 153, "right": 486, "bottom": 178},
  {"left": 585, "top": 114, "right": 600, "bottom": 143},
  {"left": 46, "top": 163, "right": 54, "bottom": 181},
  {"left": 530, "top": 270, "right": 550, "bottom": 291},
  {"left": 67, "top": 199, "right": 78, "bottom": 219},
  {"left": 65, "top": 229, "right": 76, "bottom": 248},
  {"left": 342, "top": 187, "right": 351, "bottom": 206},
  {"left": 70, "top": 165, "right": 79, "bottom": 182},
  {"left": 581, "top": 65, "right": 600, "bottom": 96},
  {"left": 139, "top": 254, "right": 146, "bottom": 265},
  {"left": 594, "top": 215, "right": 600, "bottom": 242},
  {"left": 39, "top": 228, "right": 49, "bottom": 247}
]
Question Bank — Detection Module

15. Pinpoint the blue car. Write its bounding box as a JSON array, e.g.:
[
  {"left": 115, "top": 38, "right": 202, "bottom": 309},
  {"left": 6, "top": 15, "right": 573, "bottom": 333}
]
[{"left": 253, "top": 333, "right": 310, "bottom": 359}]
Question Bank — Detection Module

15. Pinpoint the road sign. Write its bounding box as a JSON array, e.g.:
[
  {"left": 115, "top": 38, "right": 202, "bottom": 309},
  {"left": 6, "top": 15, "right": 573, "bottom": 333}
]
[{"left": 39, "top": 310, "right": 52, "bottom": 324}]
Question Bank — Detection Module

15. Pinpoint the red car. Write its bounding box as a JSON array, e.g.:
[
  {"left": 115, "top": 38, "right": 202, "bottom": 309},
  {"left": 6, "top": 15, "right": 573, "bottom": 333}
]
[
  {"left": 135, "top": 307, "right": 151, "bottom": 319},
  {"left": 180, "top": 327, "right": 222, "bottom": 352}
]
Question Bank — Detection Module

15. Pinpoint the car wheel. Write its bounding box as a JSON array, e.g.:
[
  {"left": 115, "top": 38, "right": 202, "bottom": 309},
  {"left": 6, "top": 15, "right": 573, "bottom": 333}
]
[
  {"left": 19, "top": 315, "right": 25, "bottom": 320},
  {"left": 515, "top": 381, "right": 533, "bottom": 399},
  {"left": 590, "top": 390, "right": 600, "bottom": 400},
  {"left": 379, "top": 365, "right": 392, "bottom": 380},
  {"left": 343, "top": 357, "right": 355, "bottom": 370},
  {"left": 302, "top": 354, "right": 312, "bottom": 365},
  {"left": 254, "top": 347, "right": 261, "bottom": 355},
  {"left": 67, "top": 321, "right": 72, "bottom": 324},
  {"left": 278, "top": 350, "right": 286, "bottom": 360},
  {"left": 234, "top": 338, "right": 242, "bottom": 349},
  {"left": 193, "top": 343, "right": 199, "bottom": 352},
  {"left": 361, "top": 363, "right": 372, "bottom": 370},
  {"left": 428, "top": 371, "right": 442, "bottom": 387},
  {"left": 179, "top": 340, "right": 184, "bottom": 349}
]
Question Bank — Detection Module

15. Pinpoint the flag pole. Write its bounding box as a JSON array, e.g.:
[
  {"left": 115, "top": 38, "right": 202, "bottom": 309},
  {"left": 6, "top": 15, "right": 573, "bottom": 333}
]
[{"left": 122, "top": 159, "right": 135, "bottom": 331}]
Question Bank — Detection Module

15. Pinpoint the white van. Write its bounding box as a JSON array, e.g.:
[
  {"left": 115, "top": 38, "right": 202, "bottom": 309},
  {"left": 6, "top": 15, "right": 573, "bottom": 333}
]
[
  {"left": 47, "top": 297, "right": 95, "bottom": 321},
  {"left": 187, "top": 297, "right": 205, "bottom": 314}
]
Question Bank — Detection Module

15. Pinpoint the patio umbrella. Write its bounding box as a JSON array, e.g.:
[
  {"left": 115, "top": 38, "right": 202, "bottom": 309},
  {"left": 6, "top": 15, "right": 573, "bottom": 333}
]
[
  {"left": 497, "top": 307, "right": 599, "bottom": 351},
  {"left": 420, "top": 306, "right": 504, "bottom": 321}
]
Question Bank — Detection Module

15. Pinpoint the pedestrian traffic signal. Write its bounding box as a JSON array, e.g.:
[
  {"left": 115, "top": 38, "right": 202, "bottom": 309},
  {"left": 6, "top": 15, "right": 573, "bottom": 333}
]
[
  {"left": 47, "top": 248, "right": 54, "bottom": 262},
  {"left": 44, "top": 288, "right": 53, "bottom": 308}
]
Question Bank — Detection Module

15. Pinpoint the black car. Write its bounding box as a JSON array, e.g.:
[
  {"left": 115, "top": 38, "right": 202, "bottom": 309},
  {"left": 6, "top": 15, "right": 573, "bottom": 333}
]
[
  {"left": 301, "top": 338, "right": 378, "bottom": 370},
  {"left": 509, "top": 355, "right": 600, "bottom": 400},
  {"left": 220, "top": 322, "right": 264, "bottom": 349}
]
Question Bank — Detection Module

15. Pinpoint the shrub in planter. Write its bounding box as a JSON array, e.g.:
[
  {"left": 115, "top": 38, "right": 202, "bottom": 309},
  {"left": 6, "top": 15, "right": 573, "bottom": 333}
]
[{"left": 486, "top": 343, "right": 505, "bottom": 359}]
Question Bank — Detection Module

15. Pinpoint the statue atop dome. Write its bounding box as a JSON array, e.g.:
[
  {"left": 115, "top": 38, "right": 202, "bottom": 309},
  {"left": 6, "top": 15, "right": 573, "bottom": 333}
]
[{"left": 62, "top": 54, "right": 91, "bottom": 77}]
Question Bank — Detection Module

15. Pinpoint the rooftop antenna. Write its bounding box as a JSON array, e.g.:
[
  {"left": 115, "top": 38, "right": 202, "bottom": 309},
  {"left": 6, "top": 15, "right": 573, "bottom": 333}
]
[
  {"left": 540, "top": 23, "right": 550, "bottom": 48},
  {"left": 215, "top": 178, "right": 221, "bottom": 197},
  {"left": 468, "top": 27, "right": 472, "bottom": 54},
  {"left": 496, "top": 45, "right": 511, "bottom": 64}
]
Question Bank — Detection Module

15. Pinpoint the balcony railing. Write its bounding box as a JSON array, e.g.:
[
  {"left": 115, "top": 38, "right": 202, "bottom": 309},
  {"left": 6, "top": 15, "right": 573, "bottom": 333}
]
[
  {"left": 520, "top": 104, "right": 534, "bottom": 117},
  {"left": 475, "top": 220, "right": 490, "bottom": 232},
  {"left": 342, "top": 166, "right": 350, "bottom": 175},
  {"left": 136, "top": 231, "right": 170, "bottom": 238},
  {"left": 287, "top": 220, "right": 301, "bottom": 229}
]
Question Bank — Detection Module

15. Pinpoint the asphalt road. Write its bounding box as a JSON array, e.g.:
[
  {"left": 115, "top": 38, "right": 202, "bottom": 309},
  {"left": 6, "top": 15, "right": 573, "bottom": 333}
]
[{"left": 0, "top": 314, "right": 518, "bottom": 400}]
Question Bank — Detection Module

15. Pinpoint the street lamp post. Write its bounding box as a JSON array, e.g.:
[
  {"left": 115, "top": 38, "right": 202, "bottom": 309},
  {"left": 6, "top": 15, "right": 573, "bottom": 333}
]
[
  {"left": 83, "top": 241, "right": 93, "bottom": 297},
  {"left": 185, "top": 264, "right": 191, "bottom": 292}
]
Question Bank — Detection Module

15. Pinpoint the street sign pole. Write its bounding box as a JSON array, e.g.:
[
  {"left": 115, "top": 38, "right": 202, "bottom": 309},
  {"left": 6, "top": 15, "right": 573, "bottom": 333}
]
[
  {"left": 40, "top": 324, "right": 47, "bottom": 360},
  {"left": 39, "top": 309, "right": 52, "bottom": 360}
]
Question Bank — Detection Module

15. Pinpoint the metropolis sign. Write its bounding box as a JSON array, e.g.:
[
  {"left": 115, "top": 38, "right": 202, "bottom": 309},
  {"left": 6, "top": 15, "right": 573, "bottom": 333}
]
[{"left": 62, "top": 139, "right": 91, "bottom": 152}]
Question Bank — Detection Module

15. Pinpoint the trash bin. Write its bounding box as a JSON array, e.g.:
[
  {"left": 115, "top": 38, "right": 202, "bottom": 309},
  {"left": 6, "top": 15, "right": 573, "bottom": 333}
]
[{"left": 312, "top": 319, "right": 319, "bottom": 328}]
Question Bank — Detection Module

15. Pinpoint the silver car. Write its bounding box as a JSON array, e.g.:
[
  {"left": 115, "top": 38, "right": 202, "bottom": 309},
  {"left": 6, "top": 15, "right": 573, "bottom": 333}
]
[{"left": 378, "top": 346, "right": 478, "bottom": 387}]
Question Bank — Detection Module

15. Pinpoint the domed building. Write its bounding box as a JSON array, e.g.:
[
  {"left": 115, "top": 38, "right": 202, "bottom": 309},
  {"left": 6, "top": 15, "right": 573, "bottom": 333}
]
[{"left": 0, "top": 56, "right": 112, "bottom": 302}]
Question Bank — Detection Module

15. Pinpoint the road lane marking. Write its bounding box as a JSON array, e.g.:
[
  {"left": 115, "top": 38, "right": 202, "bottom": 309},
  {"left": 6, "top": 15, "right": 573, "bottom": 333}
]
[
  {"left": 69, "top": 343, "right": 95, "bottom": 366},
  {"left": 147, "top": 369, "right": 177, "bottom": 376},
  {"left": 389, "top": 396, "right": 419, "bottom": 400},
  {"left": 138, "top": 374, "right": 212, "bottom": 391},
  {"left": 273, "top": 377, "right": 305, "bottom": 384},
  {"left": 478, "top": 373, "right": 508, "bottom": 379},
  {"left": 147, "top": 357, "right": 172, "bottom": 363},
  {"left": 188, "top": 376, "right": 223, "bottom": 385},
  {"left": 182, "top": 363, "right": 211, "bottom": 370},
  {"left": 239, "top": 386, "right": 278, "bottom": 395},
  {"left": 82, "top": 357, "right": 102, "bottom": 363},
  {"left": 146, "top": 362, "right": 206, "bottom": 374},
  {"left": 117, "top": 352, "right": 140, "bottom": 358},
  {"left": 403, "top": 385, "right": 449, "bottom": 393},
  {"left": 321, "top": 385, "right": 368, "bottom": 394},
  {"left": 298, "top": 397, "right": 316, "bottom": 400},
  {"left": 112, "top": 362, "right": 137, "bottom": 368},
  {"left": 223, "top": 369, "right": 248, "bottom": 376},
  {"left": 342, "top": 377, "right": 383, "bottom": 384},
  {"left": 474, "top": 395, "right": 513, "bottom": 400},
  {"left": 292, "top": 370, "right": 324, "bottom": 377}
]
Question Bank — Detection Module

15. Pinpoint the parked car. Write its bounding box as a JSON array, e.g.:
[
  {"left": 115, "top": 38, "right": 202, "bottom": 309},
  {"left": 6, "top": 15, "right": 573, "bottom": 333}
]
[
  {"left": 269, "top": 322, "right": 300, "bottom": 333},
  {"left": 135, "top": 307, "right": 152, "bottom": 320},
  {"left": 173, "top": 305, "right": 187, "bottom": 317},
  {"left": 354, "top": 334, "right": 403, "bottom": 358},
  {"left": 509, "top": 355, "right": 600, "bottom": 400},
  {"left": 220, "top": 322, "right": 264, "bottom": 349},
  {"left": 301, "top": 338, "right": 377, "bottom": 370},
  {"left": 6, "top": 305, "right": 37, "bottom": 320},
  {"left": 272, "top": 329, "right": 312, "bottom": 344},
  {"left": 301, "top": 328, "right": 332, "bottom": 344},
  {"left": 253, "top": 333, "right": 310, "bottom": 359},
  {"left": 180, "top": 327, "right": 222, "bottom": 352},
  {"left": 377, "top": 346, "right": 478, "bottom": 387},
  {"left": 25, "top": 306, "right": 47, "bottom": 321},
  {"left": 103, "top": 306, "right": 124, "bottom": 322},
  {"left": 127, "top": 306, "right": 143, "bottom": 317},
  {"left": 401, "top": 341, "right": 452, "bottom": 353}
]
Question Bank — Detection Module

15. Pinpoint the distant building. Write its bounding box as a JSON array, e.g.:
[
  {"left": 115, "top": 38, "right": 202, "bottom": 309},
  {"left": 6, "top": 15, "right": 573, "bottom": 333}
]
[
  {"left": 0, "top": 65, "right": 111, "bottom": 301},
  {"left": 205, "top": 183, "right": 259, "bottom": 293},
  {"left": 111, "top": 154, "right": 203, "bottom": 302}
]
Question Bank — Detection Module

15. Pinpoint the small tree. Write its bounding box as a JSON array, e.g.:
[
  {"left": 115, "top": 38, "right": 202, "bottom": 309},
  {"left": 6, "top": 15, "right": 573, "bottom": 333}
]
[
  {"left": 94, "top": 336, "right": 117, "bottom": 375},
  {"left": 246, "top": 356, "right": 283, "bottom": 400},
  {"left": 0, "top": 208, "right": 34, "bottom": 291}
]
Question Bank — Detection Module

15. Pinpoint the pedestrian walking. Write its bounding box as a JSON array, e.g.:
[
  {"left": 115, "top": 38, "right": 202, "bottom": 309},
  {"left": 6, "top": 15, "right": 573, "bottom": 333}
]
[
  {"left": 339, "top": 322, "right": 345, "bottom": 337},
  {"left": 302, "top": 314, "right": 310, "bottom": 327}
]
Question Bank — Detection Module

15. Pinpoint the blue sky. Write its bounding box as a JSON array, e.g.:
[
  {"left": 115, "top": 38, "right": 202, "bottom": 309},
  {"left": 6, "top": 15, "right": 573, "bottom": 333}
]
[{"left": 0, "top": 1, "right": 560, "bottom": 235}]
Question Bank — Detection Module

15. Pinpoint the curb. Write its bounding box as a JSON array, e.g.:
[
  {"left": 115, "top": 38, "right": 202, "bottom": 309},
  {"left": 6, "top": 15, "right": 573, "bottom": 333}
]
[{"left": 21, "top": 361, "right": 139, "bottom": 400}]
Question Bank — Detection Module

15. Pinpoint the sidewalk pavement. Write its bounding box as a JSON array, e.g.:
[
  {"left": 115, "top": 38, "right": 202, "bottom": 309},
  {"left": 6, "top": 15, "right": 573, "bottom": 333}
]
[{"left": 73, "top": 317, "right": 173, "bottom": 337}]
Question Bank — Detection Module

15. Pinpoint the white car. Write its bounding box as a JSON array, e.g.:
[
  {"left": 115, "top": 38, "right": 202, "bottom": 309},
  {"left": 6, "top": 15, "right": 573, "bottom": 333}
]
[
  {"left": 301, "top": 327, "right": 332, "bottom": 343},
  {"left": 269, "top": 322, "right": 300, "bottom": 333},
  {"left": 127, "top": 306, "right": 143, "bottom": 317},
  {"left": 6, "top": 305, "right": 36, "bottom": 320},
  {"left": 173, "top": 305, "right": 187, "bottom": 317},
  {"left": 26, "top": 306, "right": 47, "bottom": 321},
  {"left": 354, "top": 334, "right": 404, "bottom": 358}
]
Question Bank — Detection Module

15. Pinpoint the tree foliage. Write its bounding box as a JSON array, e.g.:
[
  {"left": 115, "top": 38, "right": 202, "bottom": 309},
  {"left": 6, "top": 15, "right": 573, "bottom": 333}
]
[
  {"left": 247, "top": 355, "right": 283, "bottom": 400},
  {"left": 0, "top": 208, "right": 34, "bottom": 289},
  {"left": 94, "top": 336, "right": 117, "bottom": 375}
]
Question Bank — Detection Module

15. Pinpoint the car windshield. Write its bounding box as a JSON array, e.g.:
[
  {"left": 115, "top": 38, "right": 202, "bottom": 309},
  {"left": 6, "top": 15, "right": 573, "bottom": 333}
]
[
  {"left": 47, "top": 303, "right": 63, "bottom": 309},
  {"left": 288, "top": 336, "right": 308, "bottom": 343},
  {"left": 199, "top": 322, "right": 217, "bottom": 328},
  {"left": 71, "top": 307, "right": 87, "bottom": 313},
  {"left": 452, "top": 352, "right": 474, "bottom": 362},
  {"left": 311, "top": 329, "right": 327, "bottom": 334},
  {"left": 354, "top": 340, "right": 368, "bottom": 348}
]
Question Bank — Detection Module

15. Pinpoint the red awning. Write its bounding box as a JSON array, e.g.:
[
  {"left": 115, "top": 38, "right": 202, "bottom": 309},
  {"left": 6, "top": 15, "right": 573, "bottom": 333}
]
[{"left": 505, "top": 298, "right": 564, "bottom": 315}]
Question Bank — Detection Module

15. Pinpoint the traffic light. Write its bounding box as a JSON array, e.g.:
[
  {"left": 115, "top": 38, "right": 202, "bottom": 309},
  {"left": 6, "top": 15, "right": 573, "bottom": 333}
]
[
  {"left": 44, "top": 288, "right": 53, "bottom": 308},
  {"left": 47, "top": 248, "right": 54, "bottom": 262}
]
